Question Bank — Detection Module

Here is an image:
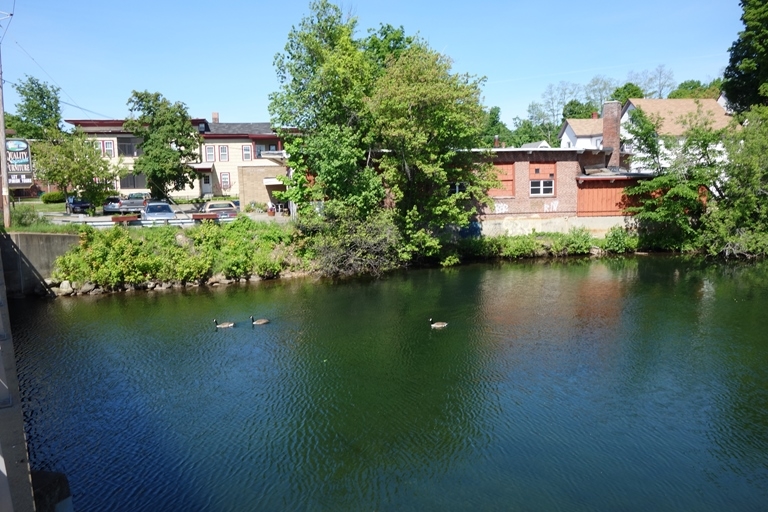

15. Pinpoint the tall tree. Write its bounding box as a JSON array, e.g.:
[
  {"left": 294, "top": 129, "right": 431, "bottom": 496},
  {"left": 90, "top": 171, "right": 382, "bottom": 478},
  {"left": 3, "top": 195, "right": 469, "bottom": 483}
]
[
  {"left": 269, "top": 0, "right": 383, "bottom": 212},
  {"left": 584, "top": 75, "right": 618, "bottom": 108},
  {"left": 479, "top": 106, "right": 515, "bottom": 147},
  {"left": 723, "top": 0, "right": 768, "bottom": 112},
  {"left": 366, "top": 44, "right": 497, "bottom": 259},
  {"left": 540, "top": 81, "right": 581, "bottom": 126},
  {"left": 668, "top": 78, "right": 723, "bottom": 99},
  {"left": 624, "top": 104, "right": 726, "bottom": 250},
  {"left": 702, "top": 105, "right": 768, "bottom": 256},
  {"left": 562, "top": 99, "right": 598, "bottom": 120},
  {"left": 611, "top": 82, "right": 644, "bottom": 106},
  {"left": 33, "top": 129, "right": 125, "bottom": 207},
  {"left": 648, "top": 65, "right": 676, "bottom": 98},
  {"left": 6, "top": 75, "right": 62, "bottom": 140},
  {"left": 124, "top": 91, "right": 203, "bottom": 198}
]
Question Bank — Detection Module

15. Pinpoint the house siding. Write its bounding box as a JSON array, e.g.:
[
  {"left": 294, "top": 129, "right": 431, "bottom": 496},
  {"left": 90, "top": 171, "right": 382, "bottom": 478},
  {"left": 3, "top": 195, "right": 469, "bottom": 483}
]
[{"left": 577, "top": 179, "right": 639, "bottom": 217}]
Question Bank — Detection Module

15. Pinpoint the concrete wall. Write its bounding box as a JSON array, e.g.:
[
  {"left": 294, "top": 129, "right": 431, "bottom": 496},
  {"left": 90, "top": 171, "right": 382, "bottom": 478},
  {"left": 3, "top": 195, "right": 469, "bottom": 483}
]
[
  {"left": 238, "top": 165, "right": 289, "bottom": 208},
  {"left": 481, "top": 214, "right": 630, "bottom": 237},
  {"left": 0, "top": 237, "right": 37, "bottom": 512},
  {"left": 0, "top": 234, "right": 80, "bottom": 297}
]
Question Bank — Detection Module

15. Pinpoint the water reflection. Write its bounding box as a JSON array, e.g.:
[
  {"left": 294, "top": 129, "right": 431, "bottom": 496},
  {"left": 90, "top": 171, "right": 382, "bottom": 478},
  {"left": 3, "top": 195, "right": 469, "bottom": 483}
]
[{"left": 10, "top": 257, "right": 768, "bottom": 511}]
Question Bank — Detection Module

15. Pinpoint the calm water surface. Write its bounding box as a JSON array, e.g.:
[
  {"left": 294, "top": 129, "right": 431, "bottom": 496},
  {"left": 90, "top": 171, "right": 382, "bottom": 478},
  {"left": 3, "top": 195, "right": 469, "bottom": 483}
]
[{"left": 10, "top": 257, "right": 768, "bottom": 511}]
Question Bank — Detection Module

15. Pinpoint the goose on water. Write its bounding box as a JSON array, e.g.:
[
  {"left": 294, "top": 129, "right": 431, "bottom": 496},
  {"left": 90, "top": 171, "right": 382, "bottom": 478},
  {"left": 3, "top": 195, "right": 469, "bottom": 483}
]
[
  {"left": 213, "top": 319, "right": 234, "bottom": 328},
  {"left": 429, "top": 318, "right": 448, "bottom": 329},
  {"left": 250, "top": 316, "right": 270, "bottom": 325}
]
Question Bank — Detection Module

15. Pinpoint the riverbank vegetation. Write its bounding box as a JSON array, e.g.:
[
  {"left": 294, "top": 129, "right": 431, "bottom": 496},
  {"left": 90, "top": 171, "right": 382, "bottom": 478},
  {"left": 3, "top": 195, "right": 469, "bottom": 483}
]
[{"left": 48, "top": 216, "right": 638, "bottom": 292}]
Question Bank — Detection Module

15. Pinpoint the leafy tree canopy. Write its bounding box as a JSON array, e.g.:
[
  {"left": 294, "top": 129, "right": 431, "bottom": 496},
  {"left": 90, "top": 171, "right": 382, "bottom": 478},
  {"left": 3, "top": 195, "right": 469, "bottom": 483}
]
[
  {"left": 270, "top": 1, "right": 496, "bottom": 261},
  {"left": 562, "top": 99, "right": 598, "bottom": 120},
  {"left": 33, "top": 129, "right": 126, "bottom": 206},
  {"left": 668, "top": 78, "right": 723, "bottom": 99},
  {"left": 6, "top": 75, "right": 63, "bottom": 140},
  {"left": 611, "top": 82, "right": 644, "bottom": 106},
  {"left": 723, "top": 0, "right": 768, "bottom": 112},
  {"left": 124, "top": 91, "right": 203, "bottom": 198},
  {"left": 624, "top": 104, "right": 726, "bottom": 250},
  {"left": 479, "top": 106, "right": 515, "bottom": 147},
  {"left": 703, "top": 105, "right": 768, "bottom": 256}
]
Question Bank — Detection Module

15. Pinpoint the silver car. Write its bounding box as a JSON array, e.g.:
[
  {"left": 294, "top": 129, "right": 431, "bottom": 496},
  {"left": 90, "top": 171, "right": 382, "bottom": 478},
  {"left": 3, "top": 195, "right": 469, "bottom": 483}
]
[{"left": 141, "top": 202, "right": 176, "bottom": 221}]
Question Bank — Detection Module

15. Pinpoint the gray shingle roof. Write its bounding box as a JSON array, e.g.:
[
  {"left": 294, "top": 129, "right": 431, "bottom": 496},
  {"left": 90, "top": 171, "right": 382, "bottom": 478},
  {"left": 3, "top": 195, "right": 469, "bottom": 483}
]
[{"left": 208, "top": 123, "right": 274, "bottom": 135}]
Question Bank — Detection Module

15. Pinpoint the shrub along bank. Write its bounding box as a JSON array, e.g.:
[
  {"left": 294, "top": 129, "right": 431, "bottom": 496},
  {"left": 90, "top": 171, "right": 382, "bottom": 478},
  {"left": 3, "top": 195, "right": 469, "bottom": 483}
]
[{"left": 47, "top": 214, "right": 639, "bottom": 295}]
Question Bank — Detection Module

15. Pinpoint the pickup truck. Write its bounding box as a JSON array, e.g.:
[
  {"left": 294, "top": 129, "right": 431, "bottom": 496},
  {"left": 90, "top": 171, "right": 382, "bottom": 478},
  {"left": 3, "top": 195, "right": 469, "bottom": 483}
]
[{"left": 118, "top": 193, "right": 150, "bottom": 214}]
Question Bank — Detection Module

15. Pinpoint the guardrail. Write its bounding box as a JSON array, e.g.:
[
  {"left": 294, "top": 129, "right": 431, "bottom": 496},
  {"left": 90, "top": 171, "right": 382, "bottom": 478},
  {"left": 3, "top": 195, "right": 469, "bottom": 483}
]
[{"left": 56, "top": 216, "right": 237, "bottom": 229}]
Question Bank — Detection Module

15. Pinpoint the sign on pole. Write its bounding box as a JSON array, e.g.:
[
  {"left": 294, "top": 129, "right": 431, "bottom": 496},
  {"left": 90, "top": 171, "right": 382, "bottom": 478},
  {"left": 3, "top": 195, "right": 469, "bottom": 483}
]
[{"left": 6, "top": 138, "right": 33, "bottom": 189}]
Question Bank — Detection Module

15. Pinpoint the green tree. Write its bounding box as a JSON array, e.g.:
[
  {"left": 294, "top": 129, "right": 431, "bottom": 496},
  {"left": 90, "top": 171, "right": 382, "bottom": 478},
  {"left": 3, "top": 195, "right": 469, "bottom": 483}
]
[
  {"left": 32, "top": 129, "right": 126, "bottom": 208},
  {"left": 668, "top": 79, "right": 723, "bottom": 99},
  {"left": 702, "top": 105, "right": 768, "bottom": 257},
  {"left": 624, "top": 104, "right": 726, "bottom": 250},
  {"left": 124, "top": 91, "right": 203, "bottom": 198},
  {"left": 508, "top": 117, "right": 556, "bottom": 147},
  {"left": 611, "top": 82, "right": 644, "bottom": 106},
  {"left": 269, "top": 0, "right": 384, "bottom": 213},
  {"left": 723, "top": 0, "right": 768, "bottom": 112},
  {"left": 367, "top": 44, "right": 498, "bottom": 260},
  {"left": 6, "top": 75, "right": 63, "bottom": 140},
  {"left": 479, "top": 106, "right": 515, "bottom": 147},
  {"left": 562, "top": 99, "right": 598, "bottom": 120}
]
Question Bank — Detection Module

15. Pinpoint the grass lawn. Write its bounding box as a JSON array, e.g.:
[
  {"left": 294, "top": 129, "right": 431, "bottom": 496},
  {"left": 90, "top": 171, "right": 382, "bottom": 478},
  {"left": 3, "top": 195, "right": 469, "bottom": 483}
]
[{"left": 14, "top": 199, "right": 67, "bottom": 214}]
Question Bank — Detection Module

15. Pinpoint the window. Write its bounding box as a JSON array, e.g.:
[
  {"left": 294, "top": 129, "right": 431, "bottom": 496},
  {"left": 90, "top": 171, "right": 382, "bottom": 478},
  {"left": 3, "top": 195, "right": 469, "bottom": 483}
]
[
  {"left": 205, "top": 145, "right": 215, "bottom": 162},
  {"left": 219, "top": 145, "right": 229, "bottom": 162},
  {"left": 117, "top": 137, "right": 143, "bottom": 157},
  {"left": 203, "top": 175, "right": 211, "bottom": 185},
  {"left": 530, "top": 180, "right": 554, "bottom": 196},
  {"left": 104, "top": 140, "right": 114, "bottom": 158},
  {"left": 448, "top": 182, "right": 467, "bottom": 194},
  {"left": 221, "top": 172, "right": 231, "bottom": 190},
  {"left": 489, "top": 163, "right": 515, "bottom": 197},
  {"left": 242, "top": 145, "right": 252, "bottom": 161},
  {"left": 255, "top": 144, "right": 265, "bottom": 158},
  {"left": 268, "top": 144, "right": 277, "bottom": 151},
  {"left": 120, "top": 173, "right": 147, "bottom": 189}
]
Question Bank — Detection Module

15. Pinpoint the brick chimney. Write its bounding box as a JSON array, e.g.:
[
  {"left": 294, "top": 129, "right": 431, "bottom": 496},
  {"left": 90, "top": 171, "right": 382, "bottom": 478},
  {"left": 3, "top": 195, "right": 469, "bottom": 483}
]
[
  {"left": 602, "top": 101, "right": 621, "bottom": 169},
  {"left": 212, "top": 112, "right": 219, "bottom": 123},
  {"left": 493, "top": 135, "right": 500, "bottom": 148},
  {"left": 591, "top": 111, "right": 598, "bottom": 119}
]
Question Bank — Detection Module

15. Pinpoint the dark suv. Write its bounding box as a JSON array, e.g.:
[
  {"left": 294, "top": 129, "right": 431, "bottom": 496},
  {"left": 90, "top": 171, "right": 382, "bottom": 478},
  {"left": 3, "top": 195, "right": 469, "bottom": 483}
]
[{"left": 65, "top": 196, "right": 92, "bottom": 214}]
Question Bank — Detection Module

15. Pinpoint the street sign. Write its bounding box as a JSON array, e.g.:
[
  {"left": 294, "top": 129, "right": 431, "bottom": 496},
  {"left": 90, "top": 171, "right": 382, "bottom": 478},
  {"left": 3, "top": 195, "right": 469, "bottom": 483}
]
[{"left": 6, "top": 138, "right": 33, "bottom": 189}]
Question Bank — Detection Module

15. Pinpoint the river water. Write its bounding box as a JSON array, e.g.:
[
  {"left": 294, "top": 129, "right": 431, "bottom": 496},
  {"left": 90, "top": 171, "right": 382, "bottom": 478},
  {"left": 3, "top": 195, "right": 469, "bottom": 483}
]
[{"left": 10, "top": 257, "right": 768, "bottom": 511}]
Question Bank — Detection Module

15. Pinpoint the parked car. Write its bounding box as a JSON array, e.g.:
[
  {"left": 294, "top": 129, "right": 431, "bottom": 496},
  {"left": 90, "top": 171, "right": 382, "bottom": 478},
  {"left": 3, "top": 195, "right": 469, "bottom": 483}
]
[
  {"left": 201, "top": 200, "right": 239, "bottom": 219},
  {"left": 65, "top": 196, "right": 92, "bottom": 214},
  {"left": 102, "top": 196, "right": 121, "bottom": 215},
  {"left": 141, "top": 202, "right": 177, "bottom": 221},
  {"left": 119, "top": 192, "right": 150, "bottom": 213}
]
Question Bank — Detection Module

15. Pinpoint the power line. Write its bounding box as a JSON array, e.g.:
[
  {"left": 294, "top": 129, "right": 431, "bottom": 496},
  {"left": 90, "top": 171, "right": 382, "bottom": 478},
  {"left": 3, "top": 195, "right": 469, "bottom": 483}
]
[
  {"left": 0, "top": 0, "right": 14, "bottom": 44},
  {"left": 13, "top": 39, "right": 85, "bottom": 112}
]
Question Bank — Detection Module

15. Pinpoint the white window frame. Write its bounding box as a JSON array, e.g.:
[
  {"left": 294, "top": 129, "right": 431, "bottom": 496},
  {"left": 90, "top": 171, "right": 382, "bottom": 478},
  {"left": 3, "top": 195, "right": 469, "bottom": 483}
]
[
  {"left": 203, "top": 175, "right": 211, "bottom": 185},
  {"left": 103, "top": 140, "right": 114, "bottom": 158},
  {"left": 219, "top": 145, "right": 229, "bottom": 162},
  {"left": 205, "top": 145, "right": 215, "bottom": 162},
  {"left": 530, "top": 179, "right": 554, "bottom": 197},
  {"left": 221, "top": 172, "right": 231, "bottom": 189},
  {"left": 242, "top": 145, "right": 252, "bottom": 161},
  {"left": 255, "top": 144, "right": 266, "bottom": 158}
]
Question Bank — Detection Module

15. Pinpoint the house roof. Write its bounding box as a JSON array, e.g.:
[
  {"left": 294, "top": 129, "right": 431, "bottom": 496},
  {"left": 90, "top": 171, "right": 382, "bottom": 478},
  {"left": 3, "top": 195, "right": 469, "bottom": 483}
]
[
  {"left": 561, "top": 118, "right": 603, "bottom": 138},
  {"left": 207, "top": 122, "right": 274, "bottom": 136},
  {"left": 623, "top": 98, "right": 732, "bottom": 136},
  {"left": 520, "top": 140, "right": 551, "bottom": 149}
]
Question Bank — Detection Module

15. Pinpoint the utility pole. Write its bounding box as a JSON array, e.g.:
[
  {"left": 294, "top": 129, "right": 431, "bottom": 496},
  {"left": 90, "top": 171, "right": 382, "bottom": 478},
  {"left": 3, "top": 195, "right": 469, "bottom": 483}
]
[{"left": 0, "top": 10, "right": 12, "bottom": 228}]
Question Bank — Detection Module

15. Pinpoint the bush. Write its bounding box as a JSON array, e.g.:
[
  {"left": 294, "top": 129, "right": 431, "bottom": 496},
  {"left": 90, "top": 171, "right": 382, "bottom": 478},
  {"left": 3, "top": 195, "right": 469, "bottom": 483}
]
[
  {"left": 499, "top": 234, "right": 541, "bottom": 259},
  {"left": 41, "top": 191, "right": 65, "bottom": 203},
  {"left": 10, "top": 204, "right": 47, "bottom": 227},
  {"left": 603, "top": 226, "right": 639, "bottom": 254}
]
